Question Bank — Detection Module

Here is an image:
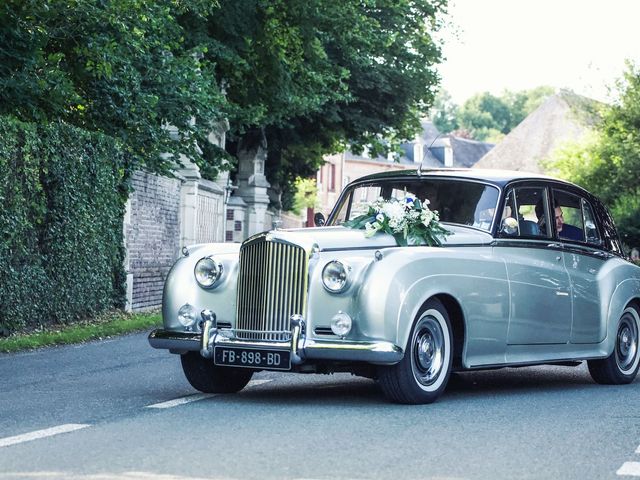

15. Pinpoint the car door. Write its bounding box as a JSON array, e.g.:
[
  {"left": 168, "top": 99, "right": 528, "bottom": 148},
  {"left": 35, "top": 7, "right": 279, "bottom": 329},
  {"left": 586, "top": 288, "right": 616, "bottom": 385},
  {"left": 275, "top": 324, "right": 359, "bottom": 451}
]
[
  {"left": 551, "top": 188, "right": 608, "bottom": 344},
  {"left": 494, "top": 184, "right": 572, "bottom": 345}
]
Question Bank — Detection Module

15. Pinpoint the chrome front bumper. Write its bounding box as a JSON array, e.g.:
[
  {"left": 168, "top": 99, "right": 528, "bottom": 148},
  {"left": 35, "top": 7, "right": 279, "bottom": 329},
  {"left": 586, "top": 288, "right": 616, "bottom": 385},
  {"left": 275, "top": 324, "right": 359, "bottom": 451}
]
[{"left": 148, "top": 316, "right": 403, "bottom": 366}]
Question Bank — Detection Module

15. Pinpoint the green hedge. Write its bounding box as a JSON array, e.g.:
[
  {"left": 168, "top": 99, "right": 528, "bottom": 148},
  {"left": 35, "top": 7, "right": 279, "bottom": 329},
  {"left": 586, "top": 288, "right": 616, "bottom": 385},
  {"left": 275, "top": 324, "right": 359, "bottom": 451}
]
[{"left": 0, "top": 116, "right": 130, "bottom": 335}]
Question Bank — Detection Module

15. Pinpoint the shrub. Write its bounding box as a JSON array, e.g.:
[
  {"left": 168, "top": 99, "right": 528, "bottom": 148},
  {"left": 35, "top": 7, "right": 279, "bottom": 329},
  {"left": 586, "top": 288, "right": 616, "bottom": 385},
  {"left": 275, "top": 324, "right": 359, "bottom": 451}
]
[{"left": 0, "top": 116, "right": 129, "bottom": 334}]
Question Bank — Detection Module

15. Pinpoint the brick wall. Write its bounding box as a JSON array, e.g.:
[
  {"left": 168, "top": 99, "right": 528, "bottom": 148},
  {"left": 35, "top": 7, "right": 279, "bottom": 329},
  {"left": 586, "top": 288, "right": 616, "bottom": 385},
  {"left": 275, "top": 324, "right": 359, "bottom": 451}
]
[{"left": 124, "top": 170, "right": 182, "bottom": 311}]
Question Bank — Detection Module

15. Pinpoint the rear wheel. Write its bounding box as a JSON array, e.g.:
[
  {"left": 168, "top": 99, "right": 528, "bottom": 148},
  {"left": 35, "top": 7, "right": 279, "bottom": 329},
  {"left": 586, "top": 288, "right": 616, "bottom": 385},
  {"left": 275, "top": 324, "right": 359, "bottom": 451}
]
[
  {"left": 588, "top": 305, "right": 640, "bottom": 385},
  {"left": 181, "top": 352, "right": 253, "bottom": 393},
  {"left": 378, "top": 298, "right": 453, "bottom": 404}
]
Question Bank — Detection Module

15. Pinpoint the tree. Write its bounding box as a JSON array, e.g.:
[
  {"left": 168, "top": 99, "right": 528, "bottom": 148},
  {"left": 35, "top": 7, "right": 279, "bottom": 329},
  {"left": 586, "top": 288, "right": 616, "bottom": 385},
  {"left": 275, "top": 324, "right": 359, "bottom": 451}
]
[
  {"left": 0, "top": 0, "right": 227, "bottom": 174},
  {"left": 545, "top": 63, "right": 640, "bottom": 248},
  {"left": 184, "top": 0, "right": 448, "bottom": 209},
  {"left": 291, "top": 178, "right": 319, "bottom": 215},
  {"left": 432, "top": 86, "right": 555, "bottom": 142},
  {"left": 2, "top": 0, "right": 449, "bottom": 206},
  {"left": 431, "top": 89, "right": 459, "bottom": 133}
]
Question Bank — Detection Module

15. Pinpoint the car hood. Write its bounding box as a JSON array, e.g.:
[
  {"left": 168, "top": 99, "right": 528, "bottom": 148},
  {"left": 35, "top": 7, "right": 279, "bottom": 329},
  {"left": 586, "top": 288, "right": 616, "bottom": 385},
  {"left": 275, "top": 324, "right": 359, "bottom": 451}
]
[
  {"left": 264, "top": 225, "right": 493, "bottom": 252},
  {"left": 185, "top": 225, "right": 493, "bottom": 257}
]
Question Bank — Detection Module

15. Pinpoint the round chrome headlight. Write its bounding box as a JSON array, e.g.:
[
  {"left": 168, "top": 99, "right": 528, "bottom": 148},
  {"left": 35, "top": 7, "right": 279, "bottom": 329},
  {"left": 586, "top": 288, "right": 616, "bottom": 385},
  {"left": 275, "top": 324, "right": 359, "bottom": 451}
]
[
  {"left": 322, "top": 260, "right": 350, "bottom": 293},
  {"left": 194, "top": 256, "right": 223, "bottom": 289}
]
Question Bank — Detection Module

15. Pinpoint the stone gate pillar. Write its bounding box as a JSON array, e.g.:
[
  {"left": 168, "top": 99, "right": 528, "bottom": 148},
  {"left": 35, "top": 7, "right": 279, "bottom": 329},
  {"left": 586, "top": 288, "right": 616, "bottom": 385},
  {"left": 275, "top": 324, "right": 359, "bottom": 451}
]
[{"left": 235, "top": 129, "right": 271, "bottom": 237}]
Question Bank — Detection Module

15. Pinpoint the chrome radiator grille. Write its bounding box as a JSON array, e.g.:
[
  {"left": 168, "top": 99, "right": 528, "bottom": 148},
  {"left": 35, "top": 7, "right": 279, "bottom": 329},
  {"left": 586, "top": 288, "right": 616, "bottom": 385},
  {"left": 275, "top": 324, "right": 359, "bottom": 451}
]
[{"left": 236, "top": 237, "right": 308, "bottom": 340}]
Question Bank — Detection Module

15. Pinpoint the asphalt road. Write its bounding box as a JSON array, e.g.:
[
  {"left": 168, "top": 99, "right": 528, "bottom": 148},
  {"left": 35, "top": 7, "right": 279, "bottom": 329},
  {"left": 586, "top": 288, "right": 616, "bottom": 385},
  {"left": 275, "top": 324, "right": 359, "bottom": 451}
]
[{"left": 1, "top": 332, "right": 640, "bottom": 480}]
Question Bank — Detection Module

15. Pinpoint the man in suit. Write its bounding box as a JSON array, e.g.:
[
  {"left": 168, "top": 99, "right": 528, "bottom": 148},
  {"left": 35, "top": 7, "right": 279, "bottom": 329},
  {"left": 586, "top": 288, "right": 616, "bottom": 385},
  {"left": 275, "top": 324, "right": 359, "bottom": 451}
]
[{"left": 535, "top": 200, "right": 584, "bottom": 242}]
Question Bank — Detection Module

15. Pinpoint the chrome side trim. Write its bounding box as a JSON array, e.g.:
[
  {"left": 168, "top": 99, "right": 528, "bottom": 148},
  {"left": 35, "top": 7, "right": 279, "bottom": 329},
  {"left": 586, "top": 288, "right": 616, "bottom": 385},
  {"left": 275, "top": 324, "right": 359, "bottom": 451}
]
[{"left": 302, "top": 339, "right": 403, "bottom": 364}]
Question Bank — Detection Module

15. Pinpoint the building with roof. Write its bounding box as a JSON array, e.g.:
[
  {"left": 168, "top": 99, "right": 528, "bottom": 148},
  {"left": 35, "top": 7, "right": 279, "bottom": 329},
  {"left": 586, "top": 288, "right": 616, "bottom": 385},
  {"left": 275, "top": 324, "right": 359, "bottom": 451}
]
[
  {"left": 312, "top": 122, "right": 494, "bottom": 219},
  {"left": 473, "top": 91, "right": 603, "bottom": 173}
]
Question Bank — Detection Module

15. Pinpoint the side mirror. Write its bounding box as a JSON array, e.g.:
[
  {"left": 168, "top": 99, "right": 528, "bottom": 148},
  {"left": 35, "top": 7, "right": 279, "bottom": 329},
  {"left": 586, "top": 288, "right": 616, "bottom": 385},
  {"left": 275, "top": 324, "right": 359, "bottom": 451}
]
[
  {"left": 314, "top": 212, "right": 326, "bottom": 227},
  {"left": 501, "top": 217, "right": 518, "bottom": 235}
]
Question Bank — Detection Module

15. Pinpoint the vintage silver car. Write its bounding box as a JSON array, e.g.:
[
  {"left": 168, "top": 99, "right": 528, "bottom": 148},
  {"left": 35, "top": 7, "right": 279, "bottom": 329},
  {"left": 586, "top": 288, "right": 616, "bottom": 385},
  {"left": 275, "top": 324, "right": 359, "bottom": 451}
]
[{"left": 149, "top": 169, "right": 640, "bottom": 404}]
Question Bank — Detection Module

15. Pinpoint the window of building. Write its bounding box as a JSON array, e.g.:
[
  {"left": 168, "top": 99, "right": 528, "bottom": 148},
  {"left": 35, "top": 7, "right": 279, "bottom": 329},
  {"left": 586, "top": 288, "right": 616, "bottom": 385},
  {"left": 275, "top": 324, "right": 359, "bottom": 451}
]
[{"left": 329, "top": 164, "right": 336, "bottom": 192}]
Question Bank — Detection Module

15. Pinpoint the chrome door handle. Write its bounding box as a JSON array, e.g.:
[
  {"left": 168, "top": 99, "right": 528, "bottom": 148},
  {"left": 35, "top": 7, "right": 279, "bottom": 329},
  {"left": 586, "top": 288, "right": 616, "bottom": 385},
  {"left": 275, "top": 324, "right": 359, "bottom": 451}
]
[{"left": 547, "top": 243, "right": 563, "bottom": 249}]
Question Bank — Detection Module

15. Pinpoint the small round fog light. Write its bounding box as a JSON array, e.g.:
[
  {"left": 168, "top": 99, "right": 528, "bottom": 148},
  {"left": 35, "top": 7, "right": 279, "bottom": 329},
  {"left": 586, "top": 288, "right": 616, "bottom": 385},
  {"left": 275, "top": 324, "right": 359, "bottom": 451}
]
[
  {"left": 178, "top": 303, "right": 197, "bottom": 327},
  {"left": 331, "top": 312, "right": 352, "bottom": 337}
]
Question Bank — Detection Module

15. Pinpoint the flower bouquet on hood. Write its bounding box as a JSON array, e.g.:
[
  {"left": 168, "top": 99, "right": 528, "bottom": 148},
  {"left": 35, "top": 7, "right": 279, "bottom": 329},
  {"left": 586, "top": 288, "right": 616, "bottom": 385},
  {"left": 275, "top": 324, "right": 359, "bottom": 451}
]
[{"left": 343, "top": 194, "right": 451, "bottom": 247}]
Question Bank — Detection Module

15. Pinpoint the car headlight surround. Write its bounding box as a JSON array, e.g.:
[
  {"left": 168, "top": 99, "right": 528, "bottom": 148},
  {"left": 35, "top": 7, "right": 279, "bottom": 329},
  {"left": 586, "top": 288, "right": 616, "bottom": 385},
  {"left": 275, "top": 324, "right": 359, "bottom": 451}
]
[
  {"left": 194, "top": 256, "right": 224, "bottom": 289},
  {"left": 322, "top": 260, "right": 351, "bottom": 293}
]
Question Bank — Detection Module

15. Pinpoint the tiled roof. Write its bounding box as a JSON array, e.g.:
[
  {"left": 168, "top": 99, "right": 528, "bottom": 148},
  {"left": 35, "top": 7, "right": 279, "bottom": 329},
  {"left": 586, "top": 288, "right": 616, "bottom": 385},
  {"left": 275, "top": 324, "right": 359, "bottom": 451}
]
[{"left": 474, "top": 91, "right": 603, "bottom": 173}]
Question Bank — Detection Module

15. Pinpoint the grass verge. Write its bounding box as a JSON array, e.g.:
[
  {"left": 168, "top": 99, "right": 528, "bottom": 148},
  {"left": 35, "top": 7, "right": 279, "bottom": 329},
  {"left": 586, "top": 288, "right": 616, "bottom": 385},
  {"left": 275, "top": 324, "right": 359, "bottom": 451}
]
[{"left": 0, "top": 310, "right": 162, "bottom": 354}]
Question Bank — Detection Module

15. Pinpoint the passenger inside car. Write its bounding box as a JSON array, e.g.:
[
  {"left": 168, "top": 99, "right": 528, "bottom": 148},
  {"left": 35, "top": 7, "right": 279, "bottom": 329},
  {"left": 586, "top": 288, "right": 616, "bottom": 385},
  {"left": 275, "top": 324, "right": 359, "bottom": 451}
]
[{"left": 535, "top": 200, "right": 584, "bottom": 241}]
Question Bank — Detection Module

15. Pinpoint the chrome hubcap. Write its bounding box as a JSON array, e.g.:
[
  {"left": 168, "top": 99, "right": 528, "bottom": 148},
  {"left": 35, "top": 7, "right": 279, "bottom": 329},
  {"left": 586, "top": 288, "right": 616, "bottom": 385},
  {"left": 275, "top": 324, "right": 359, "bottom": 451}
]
[
  {"left": 616, "top": 313, "right": 638, "bottom": 372},
  {"left": 412, "top": 316, "right": 444, "bottom": 386}
]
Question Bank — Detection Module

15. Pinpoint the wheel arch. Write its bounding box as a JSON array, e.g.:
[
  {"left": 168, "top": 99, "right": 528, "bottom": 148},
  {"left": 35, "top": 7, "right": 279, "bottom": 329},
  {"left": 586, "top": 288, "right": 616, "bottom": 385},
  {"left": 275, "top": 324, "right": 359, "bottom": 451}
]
[
  {"left": 606, "top": 278, "right": 640, "bottom": 354},
  {"left": 433, "top": 294, "right": 466, "bottom": 370},
  {"left": 393, "top": 285, "right": 468, "bottom": 368}
]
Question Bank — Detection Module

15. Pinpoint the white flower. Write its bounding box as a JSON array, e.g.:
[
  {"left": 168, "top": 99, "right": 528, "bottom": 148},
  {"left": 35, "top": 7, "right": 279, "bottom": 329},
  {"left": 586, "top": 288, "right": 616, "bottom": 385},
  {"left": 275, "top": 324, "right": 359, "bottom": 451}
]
[
  {"left": 382, "top": 201, "right": 405, "bottom": 222},
  {"left": 376, "top": 213, "right": 385, "bottom": 223},
  {"left": 421, "top": 208, "right": 434, "bottom": 227},
  {"left": 364, "top": 221, "right": 382, "bottom": 238}
]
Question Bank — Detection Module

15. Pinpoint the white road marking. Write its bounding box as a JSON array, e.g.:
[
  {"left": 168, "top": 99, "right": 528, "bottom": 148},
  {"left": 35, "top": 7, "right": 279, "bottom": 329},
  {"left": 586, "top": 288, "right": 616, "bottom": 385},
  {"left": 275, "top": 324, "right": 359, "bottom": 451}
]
[
  {"left": 145, "top": 393, "right": 217, "bottom": 409},
  {"left": 0, "top": 424, "right": 90, "bottom": 448},
  {"left": 618, "top": 462, "right": 640, "bottom": 476},
  {"left": 146, "top": 378, "right": 273, "bottom": 409}
]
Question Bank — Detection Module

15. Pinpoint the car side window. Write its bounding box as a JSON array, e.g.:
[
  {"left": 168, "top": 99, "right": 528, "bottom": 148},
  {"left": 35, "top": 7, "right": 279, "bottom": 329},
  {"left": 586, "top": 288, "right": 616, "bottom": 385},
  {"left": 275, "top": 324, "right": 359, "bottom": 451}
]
[
  {"left": 500, "top": 187, "right": 549, "bottom": 238},
  {"left": 548, "top": 190, "right": 604, "bottom": 246},
  {"left": 552, "top": 189, "right": 587, "bottom": 243}
]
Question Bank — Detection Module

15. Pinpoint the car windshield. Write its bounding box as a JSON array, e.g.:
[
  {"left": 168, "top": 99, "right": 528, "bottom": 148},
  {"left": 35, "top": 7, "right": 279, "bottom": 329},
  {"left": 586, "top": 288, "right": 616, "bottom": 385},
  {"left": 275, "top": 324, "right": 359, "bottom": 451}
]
[{"left": 329, "top": 178, "right": 500, "bottom": 232}]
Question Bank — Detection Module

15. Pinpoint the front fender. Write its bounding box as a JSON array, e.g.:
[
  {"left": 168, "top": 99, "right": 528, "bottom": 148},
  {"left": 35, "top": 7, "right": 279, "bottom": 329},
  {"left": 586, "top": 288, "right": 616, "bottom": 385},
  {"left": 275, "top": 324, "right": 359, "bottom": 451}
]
[
  {"left": 162, "top": 243, "right": 240, "bottom": 331},
  {"left": 358, "top": 246, "right": 510, "bottom": 367}
]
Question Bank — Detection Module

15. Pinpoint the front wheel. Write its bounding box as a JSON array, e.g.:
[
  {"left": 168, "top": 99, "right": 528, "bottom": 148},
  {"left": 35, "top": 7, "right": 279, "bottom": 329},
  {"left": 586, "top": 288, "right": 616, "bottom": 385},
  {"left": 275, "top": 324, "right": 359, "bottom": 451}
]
[
  {"left": 588, "top": 305, "right": 640, "bottom": 385},
  {"left": 181, "top": 352, "right": 254, "bottom": 393},
  {"left": 378, "top": 298, "right": 453, "bottom": 404}
]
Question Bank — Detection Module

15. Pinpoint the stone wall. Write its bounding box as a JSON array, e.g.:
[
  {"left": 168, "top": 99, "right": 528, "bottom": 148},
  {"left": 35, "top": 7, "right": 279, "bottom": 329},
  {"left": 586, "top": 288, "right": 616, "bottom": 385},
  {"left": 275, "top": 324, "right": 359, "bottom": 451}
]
[
  {"left": 124, "top": 164, "right": 230, "bottom": 311},
  {"left": 124, "top": 170, "right": 182, "bottom": 311},
  {"left": 123, "top": 125, "right": 281, "bottom": 311}
]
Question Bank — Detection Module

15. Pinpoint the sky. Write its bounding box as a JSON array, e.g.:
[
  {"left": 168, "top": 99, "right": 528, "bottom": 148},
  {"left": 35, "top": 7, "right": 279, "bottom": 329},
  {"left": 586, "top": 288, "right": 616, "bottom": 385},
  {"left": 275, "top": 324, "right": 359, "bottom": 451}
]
[{"left": 436, "top": 0, "right": 640, "bottom": 104}]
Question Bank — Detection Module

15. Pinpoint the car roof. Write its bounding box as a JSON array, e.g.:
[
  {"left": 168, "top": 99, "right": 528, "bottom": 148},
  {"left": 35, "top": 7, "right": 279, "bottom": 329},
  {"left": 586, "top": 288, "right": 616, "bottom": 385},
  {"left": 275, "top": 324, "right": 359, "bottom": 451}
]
[{"left": 351, "top": 168, "right": 566, "bottom": 189}]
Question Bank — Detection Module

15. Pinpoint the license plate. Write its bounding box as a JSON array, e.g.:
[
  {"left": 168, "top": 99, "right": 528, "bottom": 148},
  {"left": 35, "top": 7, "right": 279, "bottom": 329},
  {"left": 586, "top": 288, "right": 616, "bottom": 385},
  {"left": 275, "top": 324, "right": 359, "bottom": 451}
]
[{"left": 214, "top": 346, "right": 291, "bottom": 371}]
